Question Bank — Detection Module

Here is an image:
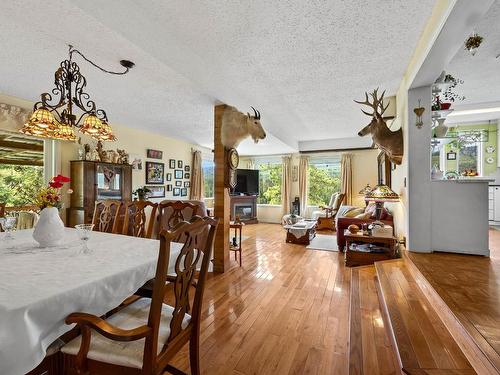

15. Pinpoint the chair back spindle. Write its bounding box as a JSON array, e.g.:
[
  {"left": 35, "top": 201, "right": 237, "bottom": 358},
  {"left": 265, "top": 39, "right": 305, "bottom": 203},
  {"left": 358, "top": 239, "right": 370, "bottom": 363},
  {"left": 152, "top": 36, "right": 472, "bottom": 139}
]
[
  {"left": 122, "top": 201, "right": 158, "bottom": 239},
  {"left": 92, "top": 200, "right": 122, "bottom": 233}
]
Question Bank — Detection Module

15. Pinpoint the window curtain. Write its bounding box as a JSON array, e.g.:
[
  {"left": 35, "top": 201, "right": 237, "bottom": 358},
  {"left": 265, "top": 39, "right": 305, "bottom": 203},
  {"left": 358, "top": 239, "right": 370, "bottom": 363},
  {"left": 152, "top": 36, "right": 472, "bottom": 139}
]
[
  {"left": 189, "top": 150, "right": 204, "bottom": 200},
  {"left": 298, "top": 155, "right": 309, "bottom": 216},
  {"left": 340, "top": 153, "right": 353, "bottom": 205},
  {"left": 281, "top": 155, "right": 292, "bottom": 215}
]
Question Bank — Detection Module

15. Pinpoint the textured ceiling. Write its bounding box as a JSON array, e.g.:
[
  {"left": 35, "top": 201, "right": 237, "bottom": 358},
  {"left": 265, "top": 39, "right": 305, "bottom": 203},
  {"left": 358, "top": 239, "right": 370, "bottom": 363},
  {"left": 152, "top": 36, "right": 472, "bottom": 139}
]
[
  {"left": 0, "top": 0, "right": 435, "bottom": 154},
  {"left": 446, "top": 1, "right": 500, "bottom": 107}
]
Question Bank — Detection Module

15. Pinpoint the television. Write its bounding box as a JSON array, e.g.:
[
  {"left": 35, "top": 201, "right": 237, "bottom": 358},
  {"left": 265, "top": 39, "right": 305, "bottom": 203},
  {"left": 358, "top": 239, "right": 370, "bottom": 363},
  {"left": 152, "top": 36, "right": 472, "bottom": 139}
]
[{"left": 233, "top": 169, "right": 259, "bottom": 195}]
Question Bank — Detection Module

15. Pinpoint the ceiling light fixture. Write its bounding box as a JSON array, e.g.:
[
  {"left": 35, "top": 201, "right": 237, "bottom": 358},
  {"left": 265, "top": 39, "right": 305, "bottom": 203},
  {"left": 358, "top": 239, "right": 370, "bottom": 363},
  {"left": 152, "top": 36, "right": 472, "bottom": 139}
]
[
  {"left": 447, "top": 107, "right": 500, "bottom": 117},
  {"left": 20, "top": 45, "right": 134, "bottom": 142},
  {"left": 464, "top": 32, "right": 483, "bottom": 56}
]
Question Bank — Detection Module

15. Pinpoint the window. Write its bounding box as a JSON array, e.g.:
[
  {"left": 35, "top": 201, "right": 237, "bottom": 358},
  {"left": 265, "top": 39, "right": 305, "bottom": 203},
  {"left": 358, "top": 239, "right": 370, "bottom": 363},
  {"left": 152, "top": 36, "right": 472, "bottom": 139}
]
[
  {"left": 308, "top": 157, "right": 341, "bottom": 206},
  {"left": 0, "top": 132, "right": 44, "bottom": 206},
  {"left": 202, "top": 159, "right": 214, "bottom": 198},
  {"left": 457, "top": 142, "right": 481, "bottom": 176},
  {"left": 257, "top": 162, "right": 282, "bottom": 204}
]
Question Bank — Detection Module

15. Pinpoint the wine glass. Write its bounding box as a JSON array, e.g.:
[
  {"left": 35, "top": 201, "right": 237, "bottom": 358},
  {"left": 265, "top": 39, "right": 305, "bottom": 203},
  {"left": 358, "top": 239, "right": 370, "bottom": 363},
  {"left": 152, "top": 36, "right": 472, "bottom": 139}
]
[
  {"left": 75, "top": 224, "right": 94, "bottom": 254},
  {"left": 0, "top": 217, "right": 17, "bottom": 240}
]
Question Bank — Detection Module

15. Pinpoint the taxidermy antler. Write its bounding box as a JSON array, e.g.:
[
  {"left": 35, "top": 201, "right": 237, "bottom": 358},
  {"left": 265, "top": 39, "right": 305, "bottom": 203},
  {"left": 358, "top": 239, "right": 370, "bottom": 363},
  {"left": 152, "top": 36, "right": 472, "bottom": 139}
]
[{"left": 355, "top": 88, "right": 403, "bottom": 165}]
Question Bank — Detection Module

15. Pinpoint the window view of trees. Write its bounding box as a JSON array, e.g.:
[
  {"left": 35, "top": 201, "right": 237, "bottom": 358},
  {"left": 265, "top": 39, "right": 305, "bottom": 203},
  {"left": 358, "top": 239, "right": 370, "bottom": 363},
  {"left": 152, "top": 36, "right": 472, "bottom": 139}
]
[
  {"left": 458, "top": 143, "right": 479, "bottom": 175},
  {"left": 308, "top": 161, "right": 341, "bottom": 206},
  {"left": 257, "top": 163, "right": 282, "bottom": 204},
  {"left": 0, "top": 164, "right": 44, "bottom": 206},
  {"left": 202, "top": 159, "right": 215, "bottom": 198}
]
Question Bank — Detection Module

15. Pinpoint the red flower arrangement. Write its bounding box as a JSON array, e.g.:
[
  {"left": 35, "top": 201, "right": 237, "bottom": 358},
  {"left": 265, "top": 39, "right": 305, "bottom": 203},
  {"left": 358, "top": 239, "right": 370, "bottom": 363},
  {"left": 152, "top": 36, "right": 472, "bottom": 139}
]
[{"left": 35, "top": 175, "right": 72, "bottom": 209}]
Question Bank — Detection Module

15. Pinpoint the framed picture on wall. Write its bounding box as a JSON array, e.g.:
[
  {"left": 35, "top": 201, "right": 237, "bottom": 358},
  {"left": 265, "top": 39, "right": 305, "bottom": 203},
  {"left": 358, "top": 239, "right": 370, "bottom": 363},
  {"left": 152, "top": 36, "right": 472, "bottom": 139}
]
[
  {"left": 169, "top": 159, "right": 176, "bottom": 169},
  {"left": 174, "top": 170, "right": 183, "bottom": 179},
  {"left": 173, "top": 188, "right": 180, "bottom": 196},
  {"left": 184, "top": 172, "right": 190, "bottom": 179},
  {"left": 177, "top": 160, "right": 183, "bottom": 169},
  {"left": 146, "top": 185, "right": 165, "bottom": 198},
  {"left": 184, "top": 165, "right": 190, "bottom": 172},
  {"left": 147, "top": 149, "right": 163, "bottom": 159},
  {"left": 184, "top": 181, "right": 190, "bottom": 187},
  {"left": 145, "top": 162, "right": 164, "bottom": 184},
  {"left": 181, "top": 188, "right": 188, "bottom": 197},
  {"left": 166, "top": 184, "right": 172, "bottom": 192},
  {"left": 447, "top": 151, "right": 457, "bottom": 160},
  {"left": 166, "top": 173, "right": 172, "bottom": 181},
  {"left": 175, "top": 181, "right": 182, "bottom": 187}
]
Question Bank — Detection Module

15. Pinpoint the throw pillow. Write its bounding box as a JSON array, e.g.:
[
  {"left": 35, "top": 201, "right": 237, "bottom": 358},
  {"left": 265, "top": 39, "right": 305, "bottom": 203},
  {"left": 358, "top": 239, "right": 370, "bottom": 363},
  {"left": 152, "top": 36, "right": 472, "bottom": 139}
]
[
  {"left": 355, "top": 212, "right": 371, "bottom": 220},
  {"left": 344, "top": 207, "right": 365, "bottom": 217}
]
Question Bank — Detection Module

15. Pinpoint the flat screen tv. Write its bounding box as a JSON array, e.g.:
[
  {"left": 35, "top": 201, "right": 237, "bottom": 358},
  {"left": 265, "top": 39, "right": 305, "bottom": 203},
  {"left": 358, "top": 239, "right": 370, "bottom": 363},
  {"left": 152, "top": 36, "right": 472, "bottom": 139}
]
[{"left": 233, "top": 169, "right": 259, "bottom": 195}]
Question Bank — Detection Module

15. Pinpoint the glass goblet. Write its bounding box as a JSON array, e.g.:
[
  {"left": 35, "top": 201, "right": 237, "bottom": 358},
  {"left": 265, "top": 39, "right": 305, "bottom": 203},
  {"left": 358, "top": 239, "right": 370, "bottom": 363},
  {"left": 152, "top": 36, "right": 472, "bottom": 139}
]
[
  {"left": 0, "top": 217, "right": 17, "bottom": 240},
  {"left": 75, "top": 224, "right": 94, "bottom": 254}
]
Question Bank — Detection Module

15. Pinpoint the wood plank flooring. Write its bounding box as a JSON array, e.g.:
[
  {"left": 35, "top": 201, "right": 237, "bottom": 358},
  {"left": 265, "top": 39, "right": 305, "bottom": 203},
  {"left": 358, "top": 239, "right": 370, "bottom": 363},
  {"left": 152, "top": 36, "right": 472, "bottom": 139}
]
[
  {"left": 375, "top": 260, "right": 475, "bottom": 374},
  {"left": 167, "top": 223, "right": 395, "bottom": 374},
  {"left": 349, "top": 266, "right": 399, "bottom": 375},
  {"left": 406, "top": 229, "right": 500, "bottom": 373}
]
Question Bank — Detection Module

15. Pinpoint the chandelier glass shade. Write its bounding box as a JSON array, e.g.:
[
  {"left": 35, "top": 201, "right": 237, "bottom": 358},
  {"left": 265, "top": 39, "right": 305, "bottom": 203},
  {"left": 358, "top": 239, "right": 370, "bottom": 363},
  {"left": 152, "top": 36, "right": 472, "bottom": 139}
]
[{"left": 20, "top": 46, "right": 131, "bottom": 142}]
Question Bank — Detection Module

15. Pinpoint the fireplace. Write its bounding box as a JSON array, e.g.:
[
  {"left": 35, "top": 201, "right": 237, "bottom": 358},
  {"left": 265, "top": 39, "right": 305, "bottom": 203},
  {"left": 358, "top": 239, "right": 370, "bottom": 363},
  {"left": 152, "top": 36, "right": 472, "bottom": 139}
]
[{"left": 230, "top": 195, "right": 258, "bottom": 224}]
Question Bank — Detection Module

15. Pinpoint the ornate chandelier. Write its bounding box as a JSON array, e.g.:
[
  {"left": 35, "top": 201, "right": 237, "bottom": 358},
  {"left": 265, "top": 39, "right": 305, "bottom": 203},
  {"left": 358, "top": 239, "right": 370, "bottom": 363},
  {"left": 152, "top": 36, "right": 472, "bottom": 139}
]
[{"left": 20, "top": 45, "right": 134, "bottom": 142}]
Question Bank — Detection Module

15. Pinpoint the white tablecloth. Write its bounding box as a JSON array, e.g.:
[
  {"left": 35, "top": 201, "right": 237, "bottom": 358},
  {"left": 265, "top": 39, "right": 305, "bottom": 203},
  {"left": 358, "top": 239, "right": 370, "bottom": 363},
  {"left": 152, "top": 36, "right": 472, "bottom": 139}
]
[{"left": 0, "top": 228, "right": 180, "bottom": 375}]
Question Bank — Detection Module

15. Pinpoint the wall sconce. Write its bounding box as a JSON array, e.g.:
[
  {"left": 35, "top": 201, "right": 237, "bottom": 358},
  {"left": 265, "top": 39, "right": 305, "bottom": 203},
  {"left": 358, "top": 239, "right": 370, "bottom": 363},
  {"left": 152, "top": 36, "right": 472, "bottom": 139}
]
[{"left": 413, "top": 100, "right": 425, "bottom": 128}]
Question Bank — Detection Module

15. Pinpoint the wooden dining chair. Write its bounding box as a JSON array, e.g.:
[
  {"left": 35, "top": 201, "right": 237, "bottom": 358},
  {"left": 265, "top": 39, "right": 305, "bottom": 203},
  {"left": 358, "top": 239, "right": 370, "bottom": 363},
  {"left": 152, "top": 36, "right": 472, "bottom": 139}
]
[
  {"left": 155, "top": 200, "right": 202, "bottom": 240},
  {"left": 138, "top": 201, "right": 205, "bottom": 299},
  {"left": 92, "top": 200, "right": 122, "bottom": 234},
  {"left": 0, "top": 203, "right": 5, "bottom": 218},
  {"left": 122, "top": 201, "right": 158, "bottom": 239},
  {"left": 61, "top": 216, "right": 219, "bottom": 375}
]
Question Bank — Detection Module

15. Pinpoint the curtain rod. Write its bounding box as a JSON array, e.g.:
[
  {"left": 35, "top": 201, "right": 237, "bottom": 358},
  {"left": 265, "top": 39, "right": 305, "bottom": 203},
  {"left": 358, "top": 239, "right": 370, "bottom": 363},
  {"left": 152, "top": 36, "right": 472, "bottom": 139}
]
[{"left": 300, "top": 147, "right": 375, "bottom": 154}]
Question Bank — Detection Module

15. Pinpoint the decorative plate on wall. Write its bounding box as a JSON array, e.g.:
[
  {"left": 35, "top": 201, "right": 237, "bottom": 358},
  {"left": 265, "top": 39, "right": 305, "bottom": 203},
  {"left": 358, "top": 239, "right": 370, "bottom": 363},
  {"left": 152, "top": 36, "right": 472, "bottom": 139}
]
[
  {"left": 486, "top": 146, "right": 495, "bottom": 153},
  {"left": 486, "top": 157, "right": 495, "bottom": 164}
]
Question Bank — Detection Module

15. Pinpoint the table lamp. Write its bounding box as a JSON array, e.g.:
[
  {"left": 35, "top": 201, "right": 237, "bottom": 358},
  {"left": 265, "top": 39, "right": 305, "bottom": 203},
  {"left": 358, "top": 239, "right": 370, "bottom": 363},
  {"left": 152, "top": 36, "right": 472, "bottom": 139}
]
[
  {"left": 358, "top": 184, "right": 372, "bottom": 206},
  {"left": 364, "top": 184, "right": 399, "bottom": 225}
]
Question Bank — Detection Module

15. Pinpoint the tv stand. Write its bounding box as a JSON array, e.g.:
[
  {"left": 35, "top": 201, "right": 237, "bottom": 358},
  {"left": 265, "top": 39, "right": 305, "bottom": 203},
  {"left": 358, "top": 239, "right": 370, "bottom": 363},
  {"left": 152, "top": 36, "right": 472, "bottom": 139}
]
[{"left": 230, "top": 195, "right": 258, "bottom": 224}]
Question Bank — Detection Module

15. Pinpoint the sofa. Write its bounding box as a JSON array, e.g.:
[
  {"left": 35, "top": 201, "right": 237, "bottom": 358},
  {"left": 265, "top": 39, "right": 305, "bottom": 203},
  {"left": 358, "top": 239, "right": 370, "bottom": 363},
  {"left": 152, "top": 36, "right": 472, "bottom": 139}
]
[{"left": 335, "top": 204, "right": 394, "bottom": 251}]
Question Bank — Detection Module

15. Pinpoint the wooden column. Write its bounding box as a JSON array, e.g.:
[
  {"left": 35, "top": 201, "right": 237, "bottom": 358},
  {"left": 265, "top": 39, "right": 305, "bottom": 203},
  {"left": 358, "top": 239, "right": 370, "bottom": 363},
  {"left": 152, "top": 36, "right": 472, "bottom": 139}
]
[{"left": 213, "top": 104, "right": 230, "bottom": 273}]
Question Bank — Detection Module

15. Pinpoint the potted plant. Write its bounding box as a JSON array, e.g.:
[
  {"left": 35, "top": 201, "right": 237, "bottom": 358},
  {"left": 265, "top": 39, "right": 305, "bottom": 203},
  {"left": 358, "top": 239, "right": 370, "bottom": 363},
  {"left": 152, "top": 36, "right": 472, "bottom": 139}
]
[
  {"left": 133, "top": 186, "right": 151, "bottom": 201},
  {"left": 33, "top": 175, "right": 71, "bottom": 247},
  {"left": 443, "top": 74, "right": 465, "bottom": 103}
]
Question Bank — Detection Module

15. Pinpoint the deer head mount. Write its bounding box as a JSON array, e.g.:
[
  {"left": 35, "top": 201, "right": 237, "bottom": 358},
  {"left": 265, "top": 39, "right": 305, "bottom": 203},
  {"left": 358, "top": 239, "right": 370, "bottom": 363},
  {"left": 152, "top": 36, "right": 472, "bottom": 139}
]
[{"left": 355, "top": 88, "right": 403, "bottom": 165}]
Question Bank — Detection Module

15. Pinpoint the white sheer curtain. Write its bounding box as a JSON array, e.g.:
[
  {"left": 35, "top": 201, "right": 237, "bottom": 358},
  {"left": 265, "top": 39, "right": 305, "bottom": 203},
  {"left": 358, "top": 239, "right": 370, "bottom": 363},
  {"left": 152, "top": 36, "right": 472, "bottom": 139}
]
[{"left": 298, "top": 155, "right": 309, "bottom": 216}]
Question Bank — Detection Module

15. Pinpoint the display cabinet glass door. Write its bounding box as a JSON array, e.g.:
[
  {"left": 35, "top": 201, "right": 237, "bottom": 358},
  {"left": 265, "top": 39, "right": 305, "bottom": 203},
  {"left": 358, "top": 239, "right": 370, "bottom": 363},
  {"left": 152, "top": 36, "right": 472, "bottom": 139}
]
[{"left": 96, "top": 164, "right": 122, "bottom": 200}]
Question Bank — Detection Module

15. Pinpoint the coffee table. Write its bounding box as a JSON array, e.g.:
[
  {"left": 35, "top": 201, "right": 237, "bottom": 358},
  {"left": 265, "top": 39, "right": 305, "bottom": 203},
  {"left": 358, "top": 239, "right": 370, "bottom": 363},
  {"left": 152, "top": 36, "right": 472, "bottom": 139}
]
[{"left": 284, "top": 220, "right": 317, "bottom": 245}]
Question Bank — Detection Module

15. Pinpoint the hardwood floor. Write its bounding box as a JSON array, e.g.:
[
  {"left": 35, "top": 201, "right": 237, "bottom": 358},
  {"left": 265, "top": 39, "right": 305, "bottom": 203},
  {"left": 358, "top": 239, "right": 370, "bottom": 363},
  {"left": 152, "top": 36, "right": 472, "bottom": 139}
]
[
  {"left": 349, "top": 266, "right": 399, "bottom": 375},
  {"left": 167, "top": 223, "right": 392, "bottom": 374},
  {"left": 404, "top": 229, "right": 500, "bottom": 373}
]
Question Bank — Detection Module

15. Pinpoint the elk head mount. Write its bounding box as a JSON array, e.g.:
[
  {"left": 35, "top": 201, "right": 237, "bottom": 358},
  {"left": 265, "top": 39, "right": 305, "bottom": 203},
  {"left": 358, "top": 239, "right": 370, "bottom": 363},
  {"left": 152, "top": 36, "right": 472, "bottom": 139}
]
[{"left": 355, "top": 88, "right": 403, "bottom": 165}]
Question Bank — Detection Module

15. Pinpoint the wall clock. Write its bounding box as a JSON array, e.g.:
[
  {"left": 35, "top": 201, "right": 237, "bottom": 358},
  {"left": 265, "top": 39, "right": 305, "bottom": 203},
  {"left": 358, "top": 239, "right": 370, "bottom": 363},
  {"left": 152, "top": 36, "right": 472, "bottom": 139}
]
[{"left": 227, "top": 148, "right": 239, "bottom": 188}]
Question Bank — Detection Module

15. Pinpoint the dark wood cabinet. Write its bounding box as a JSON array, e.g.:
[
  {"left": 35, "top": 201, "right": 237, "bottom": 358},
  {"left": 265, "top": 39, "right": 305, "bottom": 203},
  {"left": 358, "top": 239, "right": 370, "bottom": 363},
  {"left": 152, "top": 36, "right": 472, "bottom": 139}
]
[
  {"left": 230, "top": 195, "right": 258, "bottom": 224},
  {"left": 67, "top": 160, "right": 132, "bottom": 226}
]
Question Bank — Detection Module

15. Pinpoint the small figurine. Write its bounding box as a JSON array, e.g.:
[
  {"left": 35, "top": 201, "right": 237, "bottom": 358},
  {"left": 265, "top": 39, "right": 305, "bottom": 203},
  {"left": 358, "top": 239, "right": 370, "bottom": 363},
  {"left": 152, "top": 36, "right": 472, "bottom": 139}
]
[
  {"left": 96, "top": 141, "right": 109, "bottom": 162},
  {"left": 117, "top": 149, "right": 129, "bottom": 164},
  {"left": 84, "top": 143, "right": 91, "bottom": 161},
  {"left": 108, "top": 150, "right": 118, "bottom": 164}
]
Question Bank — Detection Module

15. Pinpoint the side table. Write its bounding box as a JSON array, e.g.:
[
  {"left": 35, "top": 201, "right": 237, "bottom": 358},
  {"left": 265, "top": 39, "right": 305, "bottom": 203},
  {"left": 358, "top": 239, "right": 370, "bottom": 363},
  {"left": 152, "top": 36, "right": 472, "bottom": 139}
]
[
  {"left": 344, "top": 230, "right": 398, "bottom": 267},
  {"left": 230, "top": 221, "right": 244, "bottom": 266}
]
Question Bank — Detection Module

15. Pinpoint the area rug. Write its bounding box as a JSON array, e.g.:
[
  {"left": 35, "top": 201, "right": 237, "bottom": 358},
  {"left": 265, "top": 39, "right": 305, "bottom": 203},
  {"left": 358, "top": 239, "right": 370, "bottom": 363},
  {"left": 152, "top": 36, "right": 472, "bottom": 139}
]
[{"left": 306, "top": 234, "right": 338, "bottom": 252}]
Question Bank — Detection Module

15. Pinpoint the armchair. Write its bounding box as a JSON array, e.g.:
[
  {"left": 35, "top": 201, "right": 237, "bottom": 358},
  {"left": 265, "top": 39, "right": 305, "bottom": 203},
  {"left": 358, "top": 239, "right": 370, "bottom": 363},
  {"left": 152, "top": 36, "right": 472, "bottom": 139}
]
[{"left": 311, "top": 192, "right": 345, "bottom": 230}]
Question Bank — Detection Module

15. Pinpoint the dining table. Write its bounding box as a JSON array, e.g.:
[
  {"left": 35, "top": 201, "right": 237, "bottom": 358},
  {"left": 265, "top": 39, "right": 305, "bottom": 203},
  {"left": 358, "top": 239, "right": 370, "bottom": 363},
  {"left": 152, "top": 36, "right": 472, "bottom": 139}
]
[{"left": 0, "top": 228, "right": 181, "bottom": 375}]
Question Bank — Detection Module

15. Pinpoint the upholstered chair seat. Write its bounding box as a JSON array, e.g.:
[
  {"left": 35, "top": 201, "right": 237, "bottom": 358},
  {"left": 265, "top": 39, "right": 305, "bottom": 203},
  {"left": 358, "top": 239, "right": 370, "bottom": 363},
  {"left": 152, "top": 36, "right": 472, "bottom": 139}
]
[{"left": 61, "top": 298, "right": 191, "bottom": 369}]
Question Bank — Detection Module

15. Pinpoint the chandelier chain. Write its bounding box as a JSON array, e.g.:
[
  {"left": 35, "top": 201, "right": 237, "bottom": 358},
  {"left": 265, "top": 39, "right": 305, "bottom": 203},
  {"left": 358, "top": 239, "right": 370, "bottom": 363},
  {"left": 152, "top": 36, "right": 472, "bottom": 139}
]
[{"left": 68, "top": 45, "right": 131, "bottom": 75}]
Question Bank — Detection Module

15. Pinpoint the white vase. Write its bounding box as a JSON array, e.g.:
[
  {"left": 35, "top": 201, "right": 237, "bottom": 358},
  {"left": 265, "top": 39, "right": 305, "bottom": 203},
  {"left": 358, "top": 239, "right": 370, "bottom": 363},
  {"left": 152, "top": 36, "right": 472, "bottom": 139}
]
[{"left": 33, "top": 207, "right": 65, "bottom": 247}]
